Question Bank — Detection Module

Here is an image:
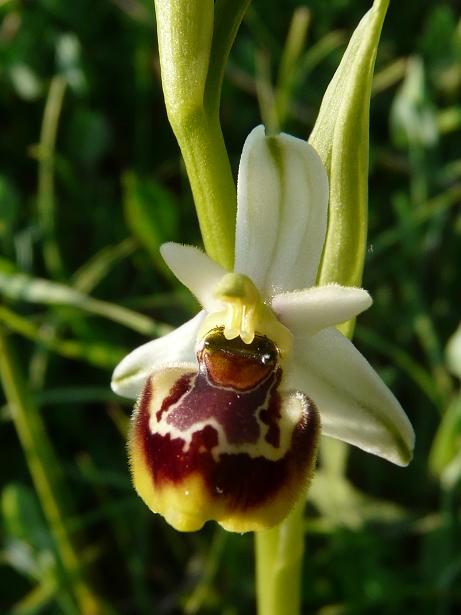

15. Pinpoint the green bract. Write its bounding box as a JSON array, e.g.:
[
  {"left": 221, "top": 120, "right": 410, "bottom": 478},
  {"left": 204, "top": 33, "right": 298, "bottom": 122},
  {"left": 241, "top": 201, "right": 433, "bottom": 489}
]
[
  {"left": 154, "top": 0, "right": 213, "bottom": 121},
  {"left": 310, "top": 0, "right": 389, "bottom": 337},
  {"left": 154, "top": 0, "right": 250, "bottom": 270}
]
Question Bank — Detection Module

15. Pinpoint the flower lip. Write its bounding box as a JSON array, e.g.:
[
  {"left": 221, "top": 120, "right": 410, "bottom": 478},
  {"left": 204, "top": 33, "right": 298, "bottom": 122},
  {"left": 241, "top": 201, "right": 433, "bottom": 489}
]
[{"left": 129, "top": 335, "right": 320, "bottom": 532}]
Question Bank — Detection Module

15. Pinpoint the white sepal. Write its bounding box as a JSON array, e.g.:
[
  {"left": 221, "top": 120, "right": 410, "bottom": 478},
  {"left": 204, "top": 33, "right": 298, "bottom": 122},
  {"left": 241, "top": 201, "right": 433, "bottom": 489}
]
[
  {"left": 284, "top": 327, "right": 414, "bottom": 466},
  {"left": 111, "top": 311, "right": 205, "bottom": 399}
]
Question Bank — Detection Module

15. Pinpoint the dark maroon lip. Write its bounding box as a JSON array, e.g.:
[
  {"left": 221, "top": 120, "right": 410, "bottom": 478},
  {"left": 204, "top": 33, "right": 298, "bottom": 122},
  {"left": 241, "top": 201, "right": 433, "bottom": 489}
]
[
  {"left": 129, "top": 326, "right": 320, "bottom": 528},
  {"left": 134, "top": 365, "right": 318, "bottom": 513}
]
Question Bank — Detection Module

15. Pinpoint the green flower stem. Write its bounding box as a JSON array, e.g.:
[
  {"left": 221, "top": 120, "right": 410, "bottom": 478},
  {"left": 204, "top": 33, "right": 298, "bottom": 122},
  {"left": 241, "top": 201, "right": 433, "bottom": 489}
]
[
  {"left": 0, "top": 329, "right": 108, "bottom": 615},
  {"left": 255, "top": 499, "right": 305, "bottom": 615},
  {"left": 172, "top": 111, "right": 236, "bottom": 269},
  {"left": 154, "top": 0, "right": 249, "bottom": 270}
]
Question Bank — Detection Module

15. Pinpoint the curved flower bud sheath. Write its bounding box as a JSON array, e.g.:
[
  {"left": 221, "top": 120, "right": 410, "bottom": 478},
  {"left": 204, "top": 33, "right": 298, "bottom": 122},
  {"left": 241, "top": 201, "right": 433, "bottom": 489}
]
[{"left": 129, "top": 327, "right": 320, "bottom": 532}]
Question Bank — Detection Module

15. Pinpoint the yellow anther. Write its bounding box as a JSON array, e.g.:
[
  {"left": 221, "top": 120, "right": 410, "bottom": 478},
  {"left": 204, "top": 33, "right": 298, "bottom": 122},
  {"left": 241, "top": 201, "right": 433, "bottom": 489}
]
[
  {"left": 223, "top": 303, "right": 245, "bottom": 341},
  {"left": 214, "top": 274, "right": 258, "bottom": 344},
  {"left": 197, "top": 273, "right": 293, "bottom": 357},
  {"left": 240, "top": 304, "right": 256, "bottom": 344}
]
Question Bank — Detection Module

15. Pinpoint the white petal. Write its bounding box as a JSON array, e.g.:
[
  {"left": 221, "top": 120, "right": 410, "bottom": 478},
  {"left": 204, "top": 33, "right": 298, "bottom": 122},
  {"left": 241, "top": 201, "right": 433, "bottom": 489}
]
[
  {"left": 160, "top": 243, "right": 227, "bottom": 310},
  {"left": 284, "top": 328, "right": 414, "bottom": 466},
  {"left": 111, "top": 311, "right": 205, "bottom": 399},
  {"left": 272, "top": 285, "right": 372, "bottom": 337},
  {"left": 234, "top": 125, "right": 328, "bottom": 298}
]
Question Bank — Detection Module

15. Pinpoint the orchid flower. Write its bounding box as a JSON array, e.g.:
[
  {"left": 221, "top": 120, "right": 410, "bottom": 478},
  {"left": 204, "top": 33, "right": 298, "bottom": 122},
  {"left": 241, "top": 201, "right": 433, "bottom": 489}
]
[{"left": 111, "top": 126, "right": 414, "bottom": 533}]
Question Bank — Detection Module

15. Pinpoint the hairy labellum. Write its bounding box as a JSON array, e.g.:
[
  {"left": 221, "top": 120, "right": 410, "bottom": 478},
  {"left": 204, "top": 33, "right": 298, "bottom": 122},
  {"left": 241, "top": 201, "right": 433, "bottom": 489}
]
[{"left": 129, "top": 327, "right": 320, "bottom": 532}]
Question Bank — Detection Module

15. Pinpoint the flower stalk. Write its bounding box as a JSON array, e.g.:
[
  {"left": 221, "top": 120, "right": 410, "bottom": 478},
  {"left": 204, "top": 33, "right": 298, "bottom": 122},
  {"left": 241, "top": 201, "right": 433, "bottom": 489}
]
[
  {"left": 154, "top": 0, "right": 250, "bottom": 270},
  {"left": 255, "top": 500, "right": 305, "bottom": 615},
  {"left": 168, "top": 112, "right": 236, "bottom": 269}
]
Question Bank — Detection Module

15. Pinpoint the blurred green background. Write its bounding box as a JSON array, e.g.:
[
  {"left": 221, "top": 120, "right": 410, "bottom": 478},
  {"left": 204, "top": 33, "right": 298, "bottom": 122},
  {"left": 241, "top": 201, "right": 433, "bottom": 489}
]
[{"left": 1, "top": 0, "right": 461, "bottom": 613}]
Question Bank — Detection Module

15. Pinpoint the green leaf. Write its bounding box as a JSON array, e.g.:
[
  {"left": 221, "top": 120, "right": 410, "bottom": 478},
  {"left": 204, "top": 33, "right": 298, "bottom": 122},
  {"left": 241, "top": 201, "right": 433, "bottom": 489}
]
[
  {"left": 446, "top": 323, "right": 461, "bottom": 378},
  {"left": 0, "top": 305, "right": 127, "bottom": 369},
  {"left": 297, "top": 30, "right": 346, "bottom": 80},
  {"left": 0, "top": 333, "right": 108, "bottom": 615},
  {"left": 275, "top": 7, "right": 310, "bottom": 130},
  {"left": 71, "top": 238, "right": 137, "bottom": 295},
  {"left": 1, "top": 388, "right": 119, "bottom": 422},
  {"left": 390, "top": 56, "right": 438, "bottom": 149},
  {"left": 1, "top": 483, "right": 58, "bottom": 602},
  {"left": 10, "top": 580, "right": 57, "bottom": 615},
  {"left": 429, "top": 394, "right": 461, "bottom": 484},
  {"left": 0, "top": 175, "right": 20, "bottom": 249},
  {"left": 35, "top": 75, "right": 67, "bottom": 280},
  {"left": 122, "top": 172, "right": 177, "bottom": 276},
  {"left": 2, "top": 483, "right": 53, "bottom": 554},
  {"left": 0, "top": 270, "right": 169, "bottom": 337},
  {"left": 308, "top": 469, "right": 406, "bottom": 529},
  {"left": 0, "top": 257, "right": 18, "bottom": 274},
  {"left": 310, "top": 0, "right": 389, "bottom": 335}
]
